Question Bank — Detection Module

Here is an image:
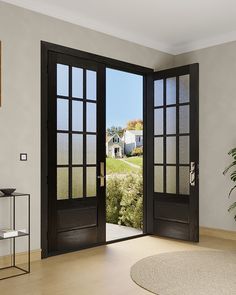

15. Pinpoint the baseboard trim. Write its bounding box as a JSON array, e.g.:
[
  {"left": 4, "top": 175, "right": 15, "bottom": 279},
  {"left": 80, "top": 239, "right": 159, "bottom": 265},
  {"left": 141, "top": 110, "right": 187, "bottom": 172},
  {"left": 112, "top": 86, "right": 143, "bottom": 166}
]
[
  {"left": 0, "top": 228, "right": 235, "bottom": 265},
  {"left": 200, "top": 227, "right": 236, "bottom": 241},
  {"left": 0, "top": 249, "right": 41, "bottom": 268}
]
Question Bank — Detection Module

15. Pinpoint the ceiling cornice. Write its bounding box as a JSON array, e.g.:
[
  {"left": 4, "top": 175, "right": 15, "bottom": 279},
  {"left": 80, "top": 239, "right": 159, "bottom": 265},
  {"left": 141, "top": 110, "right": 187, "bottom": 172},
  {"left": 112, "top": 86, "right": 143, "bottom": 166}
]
[
  {"left": 171, "top": 30, "right": 236, "bottom": 55},
  {"left": 2, "top": 0, "right": 236, "bottom": 55}
]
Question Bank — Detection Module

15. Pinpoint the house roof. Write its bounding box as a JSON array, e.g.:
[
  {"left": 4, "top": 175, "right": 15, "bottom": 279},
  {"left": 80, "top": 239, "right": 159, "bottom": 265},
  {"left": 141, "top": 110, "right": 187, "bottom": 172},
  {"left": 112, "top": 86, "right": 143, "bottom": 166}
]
[
  {"left": 106, "top": 133, "right": 122, "bottom": 143},
  {"left": 125, "top": 130, "right": 143, "bottom": 136}
]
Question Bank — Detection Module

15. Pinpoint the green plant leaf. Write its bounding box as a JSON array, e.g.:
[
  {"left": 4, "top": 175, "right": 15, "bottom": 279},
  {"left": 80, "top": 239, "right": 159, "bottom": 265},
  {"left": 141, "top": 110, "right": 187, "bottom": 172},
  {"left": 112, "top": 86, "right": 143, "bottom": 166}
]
[
  {"left": 228, "top": 185, "right": 236, "bottom": 197},
  {"left": 224, "top": 148, "right": 236, "bottom": 222},
  {"left": 230, "top": 171, "right": 236, "bottom": 182},
  {"left": 228, "top": 147, "right": 236, "bottom": 158},
  {"left": 223, "top": 160, "right": 236, "bottom": 175},
  {"left": 228, "top": 202, "right": 236, "bottom": 212}
]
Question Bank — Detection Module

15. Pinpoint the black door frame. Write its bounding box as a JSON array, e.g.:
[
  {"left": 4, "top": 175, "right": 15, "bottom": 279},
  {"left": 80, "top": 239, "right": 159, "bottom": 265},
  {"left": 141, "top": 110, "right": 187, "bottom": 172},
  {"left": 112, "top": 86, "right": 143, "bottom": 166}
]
[{"left": 41, "top": 41, "right": 153, "bottom": 258}]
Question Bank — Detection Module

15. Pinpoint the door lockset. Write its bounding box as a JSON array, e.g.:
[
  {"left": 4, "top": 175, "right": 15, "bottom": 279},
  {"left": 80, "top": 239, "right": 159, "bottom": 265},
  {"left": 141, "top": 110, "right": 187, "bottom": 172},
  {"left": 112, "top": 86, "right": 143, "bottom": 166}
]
[
  {"left": 190, "top": 162, "right": 195, "bottom": 186},
  {"left": 98, "top": 162, "right": 106, "bottom": 187}
]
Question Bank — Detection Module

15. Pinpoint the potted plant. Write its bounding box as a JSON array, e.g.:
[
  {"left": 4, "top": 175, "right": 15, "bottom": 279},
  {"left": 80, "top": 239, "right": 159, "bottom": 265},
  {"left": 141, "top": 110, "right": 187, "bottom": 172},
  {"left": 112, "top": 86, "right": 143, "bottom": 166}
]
[{"left": 223, "top": 147, "right": 236, "bottom": 220}]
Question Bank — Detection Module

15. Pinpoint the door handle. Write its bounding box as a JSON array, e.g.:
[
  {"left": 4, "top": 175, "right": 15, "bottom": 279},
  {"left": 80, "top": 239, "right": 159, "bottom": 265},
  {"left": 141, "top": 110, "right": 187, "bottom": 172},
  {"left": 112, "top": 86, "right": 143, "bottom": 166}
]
[
  {"left": 190, "top": 162, "right": 195, "bottom": 186},
  {"left": 98, "top": 162, "right": 105, "bottom": 187}
]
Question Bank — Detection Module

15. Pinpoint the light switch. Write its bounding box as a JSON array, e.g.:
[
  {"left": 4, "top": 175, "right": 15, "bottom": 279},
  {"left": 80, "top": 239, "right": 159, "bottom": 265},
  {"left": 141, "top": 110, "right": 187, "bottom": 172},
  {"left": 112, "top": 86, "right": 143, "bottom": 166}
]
[{"left": 20, "top": 153, "right": 27, "bottom": 161}]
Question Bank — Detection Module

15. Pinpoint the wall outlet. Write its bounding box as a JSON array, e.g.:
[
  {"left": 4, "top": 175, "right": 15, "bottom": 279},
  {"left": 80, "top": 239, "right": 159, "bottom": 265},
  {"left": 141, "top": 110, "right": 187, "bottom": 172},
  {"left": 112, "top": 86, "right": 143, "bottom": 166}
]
[{"left": 20, "top": 153, "right": 27, "bottom": 161}]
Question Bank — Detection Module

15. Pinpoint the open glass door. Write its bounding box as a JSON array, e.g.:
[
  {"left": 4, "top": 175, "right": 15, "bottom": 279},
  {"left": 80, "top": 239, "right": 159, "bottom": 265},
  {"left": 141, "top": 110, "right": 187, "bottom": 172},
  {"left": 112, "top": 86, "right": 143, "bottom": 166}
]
[
  {"left": 147, "top": 64, "right": 199, "bottom": 241},
  {"left": 47, "top": 52, "right": 106, "bottom": 253}
]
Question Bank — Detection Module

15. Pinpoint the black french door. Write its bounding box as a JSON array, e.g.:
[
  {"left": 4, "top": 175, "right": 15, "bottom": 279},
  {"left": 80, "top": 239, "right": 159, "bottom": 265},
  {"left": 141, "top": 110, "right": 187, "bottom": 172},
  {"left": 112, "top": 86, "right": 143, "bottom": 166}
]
[
  {"left": 47, "top": 52, "right": 106, "bottom": 253},
  {"left": 147, "top": 64, "right": 199, "bottom": 241},
  {"left": 42, "top": 42, "right": 199, "bottom": 257}
]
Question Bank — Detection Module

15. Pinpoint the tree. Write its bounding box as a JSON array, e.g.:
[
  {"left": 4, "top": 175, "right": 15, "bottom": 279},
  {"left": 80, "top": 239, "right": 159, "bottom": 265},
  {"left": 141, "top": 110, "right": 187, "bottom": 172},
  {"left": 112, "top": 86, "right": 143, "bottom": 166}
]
[
  {"left": 135, "top": 122, "right": 143, "bottom": 130},
  {"left": 126, "top": 119, "right": 143, "bottom": 130},
  {"left": 107, "top": 126, "right": 123, "bottom": 137}
]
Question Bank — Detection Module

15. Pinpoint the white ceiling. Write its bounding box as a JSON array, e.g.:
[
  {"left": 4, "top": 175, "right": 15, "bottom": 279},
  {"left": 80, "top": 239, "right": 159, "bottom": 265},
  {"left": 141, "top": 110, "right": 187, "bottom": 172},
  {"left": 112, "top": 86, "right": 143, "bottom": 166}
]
[{"left": 3, "top": 0, "right": 236, "bottom": 54}]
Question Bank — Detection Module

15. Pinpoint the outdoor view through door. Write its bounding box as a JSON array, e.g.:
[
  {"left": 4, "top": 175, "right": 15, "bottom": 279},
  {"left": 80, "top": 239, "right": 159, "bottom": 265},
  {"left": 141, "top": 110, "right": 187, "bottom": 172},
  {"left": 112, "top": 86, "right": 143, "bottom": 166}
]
[{"left": 106, "top": 68, "right": 143, "bottom": 241}]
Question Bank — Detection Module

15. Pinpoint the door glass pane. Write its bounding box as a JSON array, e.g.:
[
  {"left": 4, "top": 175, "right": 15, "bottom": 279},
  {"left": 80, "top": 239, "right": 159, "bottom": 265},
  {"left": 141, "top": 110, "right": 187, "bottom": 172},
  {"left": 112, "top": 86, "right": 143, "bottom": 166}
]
[
  {"left": 72, "top": 101, "right": 83, "bottom": 131},
  {"left": 86, "top": 70, "right": 97, "bottom": 100},
  {"left": 154, "top": 137, "right": 163, "bottom": 164},
  {"left": 179, "top": 105, "right": 189, "bottom": 134},
  {"left": 72, "top": 168, "right": 83, "bottom": 198},
  {"left": 86, "top": 167, "right": 97, "bottom": 197},
  {"left": 87, "top": 103, "right": 96, "bottom": 132},
  {"left": 57, "top": 99, "right": 68, "bottom": 131},
  {"left": 154, "top": 166, "right": 163, "bottom": 193},
  {"left": 72, "top": 134, "right": 83, "bottom": 165},
  {"left": 166, "top": 107, "right": 176, "bottom": 134},
  {"left": 179, "top": 166, "right": 190, "bottom": 195},
  {"left": 57, "top": 133, "right": 69, "bottom": 165},
  {"left": 154, "top": 80, "right": 164, "bottom": 106},
  {"left": 57, "top": 64, "right": 69, "bottom": 96},
  {"left": 72, "top": 67, "right": 83, "bottom": 98},
  {"left": 179, "top": 75, "right": 190, "bottom": 103},
  {"left": 57, "top": 168, "right": 69, "bottom": 200},
  {"left": 166, "top": 136, "right": 176, "bottom": 164},
  {"left": 154, "top": 109, "right": 163, "bottom": 135},
  {"left": 166, "top": 166, "right": 176, "bottom": 194},
  {"left": 179, "top": 136, "right": 189, "bottom": 164},
  {"left": 87, "top": 135, "right": 96, "bottom": 165},
  {"left": 166, "top": 77, "right": 176, "bottom": 105}
]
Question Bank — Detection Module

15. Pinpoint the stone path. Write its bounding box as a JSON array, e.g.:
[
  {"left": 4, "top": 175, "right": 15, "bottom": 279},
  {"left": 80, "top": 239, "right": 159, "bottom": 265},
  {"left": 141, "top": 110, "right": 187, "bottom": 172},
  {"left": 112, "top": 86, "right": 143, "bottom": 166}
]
[{"left": 118, "top": 158, "right": 141, "bottom": 169}]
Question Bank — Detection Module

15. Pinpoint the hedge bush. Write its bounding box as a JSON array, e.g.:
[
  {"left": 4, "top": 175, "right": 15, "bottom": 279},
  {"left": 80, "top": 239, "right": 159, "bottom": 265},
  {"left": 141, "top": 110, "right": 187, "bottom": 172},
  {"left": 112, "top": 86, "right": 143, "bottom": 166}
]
[
  {"left": 132, "top": 147, "right": 143, "bottom": 156},
  {"left": 106, "top": 173, "right": 143, "bottom": 229}
]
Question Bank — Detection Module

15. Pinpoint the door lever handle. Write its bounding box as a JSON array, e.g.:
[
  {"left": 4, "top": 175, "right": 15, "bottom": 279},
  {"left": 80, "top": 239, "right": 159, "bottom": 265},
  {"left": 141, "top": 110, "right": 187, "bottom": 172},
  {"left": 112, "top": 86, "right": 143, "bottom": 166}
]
[
  {"left": 98, "top": 162, "right": 105, "bottom": 187},
  {"left": 190, "top": 162, "right": 195, "bottom": 186}
]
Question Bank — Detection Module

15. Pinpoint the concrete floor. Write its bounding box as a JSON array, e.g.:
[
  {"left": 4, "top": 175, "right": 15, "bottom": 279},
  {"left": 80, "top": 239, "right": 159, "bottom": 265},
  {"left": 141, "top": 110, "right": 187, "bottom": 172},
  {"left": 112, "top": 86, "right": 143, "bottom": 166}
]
[
  {"left": 106, "top": 223, "right": 142, "bottom": 241},
  {"left": 1, "top": 235, "right": 236, "bottom": 295}
]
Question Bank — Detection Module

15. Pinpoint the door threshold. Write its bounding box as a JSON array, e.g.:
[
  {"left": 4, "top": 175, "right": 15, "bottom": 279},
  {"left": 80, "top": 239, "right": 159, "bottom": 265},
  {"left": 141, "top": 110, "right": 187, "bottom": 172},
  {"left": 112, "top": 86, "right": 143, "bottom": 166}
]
[
  {"left": 44, "top": 234, "right": 148, "bottom": 258},
  {"left": 106, "top": 233, "right": 147, "bottom": 245}
]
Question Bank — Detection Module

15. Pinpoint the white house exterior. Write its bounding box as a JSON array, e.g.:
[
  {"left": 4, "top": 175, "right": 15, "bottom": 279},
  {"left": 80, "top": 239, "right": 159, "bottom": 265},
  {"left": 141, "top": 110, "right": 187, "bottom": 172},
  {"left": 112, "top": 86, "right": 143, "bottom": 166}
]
[
  {"left": 106, "top": 134, "right": 124, "bottom": 158},
  {"left": 106, "top": 130, "right": 143, "bottom": 157},
  {"left": 123, "top": 130, "right": 143, "bottom": 155}
]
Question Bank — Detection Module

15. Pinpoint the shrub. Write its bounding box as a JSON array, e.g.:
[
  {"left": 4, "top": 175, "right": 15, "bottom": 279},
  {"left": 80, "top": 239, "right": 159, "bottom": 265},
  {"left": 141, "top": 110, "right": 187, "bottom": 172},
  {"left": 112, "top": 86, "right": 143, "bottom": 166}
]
[
  {"left": 118, "top": 173, "right": 143, "bottom": 229},
  {"left": 106, "top": 173, "right": 143, "bottom": 229},
  {"left": 132, "top": 147, "right": 143, "bottom": 156},
  {"left": 106, "top": 176, "right": 123, "bottom": 224}
]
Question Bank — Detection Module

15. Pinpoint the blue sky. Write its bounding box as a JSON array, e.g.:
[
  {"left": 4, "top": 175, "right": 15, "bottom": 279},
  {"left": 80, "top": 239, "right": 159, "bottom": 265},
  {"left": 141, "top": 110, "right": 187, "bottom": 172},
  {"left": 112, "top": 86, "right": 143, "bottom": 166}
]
[{"left": 106, "top": 68, "right": 143, "bottom": 128}]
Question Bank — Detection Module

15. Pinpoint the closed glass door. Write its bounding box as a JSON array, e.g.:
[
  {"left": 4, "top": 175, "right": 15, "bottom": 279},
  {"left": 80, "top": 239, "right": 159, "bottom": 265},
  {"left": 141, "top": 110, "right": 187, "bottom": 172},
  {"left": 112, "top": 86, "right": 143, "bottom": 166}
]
[{"left": 47, "top": 52, "right": 105, "bottom": 253}]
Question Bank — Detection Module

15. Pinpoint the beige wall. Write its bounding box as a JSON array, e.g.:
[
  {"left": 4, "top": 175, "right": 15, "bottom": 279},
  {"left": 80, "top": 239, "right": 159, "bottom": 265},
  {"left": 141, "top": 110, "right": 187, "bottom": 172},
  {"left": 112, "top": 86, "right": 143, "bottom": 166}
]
[
  {"left": 174, "top": 42, "right": 236, "bottom": 232},
  {"left": 0, "top": 1, "right": 236, "bottom": 257},
  {"left": 0, "top": 2, "right": 173, "bottom": 255}
]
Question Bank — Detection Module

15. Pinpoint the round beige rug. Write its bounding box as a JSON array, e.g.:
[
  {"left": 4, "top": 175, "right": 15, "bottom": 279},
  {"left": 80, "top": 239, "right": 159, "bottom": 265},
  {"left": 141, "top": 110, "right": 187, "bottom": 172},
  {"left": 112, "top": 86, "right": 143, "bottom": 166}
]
[{"left": 130, "top": 251, "right": 236, "bottom": 295}]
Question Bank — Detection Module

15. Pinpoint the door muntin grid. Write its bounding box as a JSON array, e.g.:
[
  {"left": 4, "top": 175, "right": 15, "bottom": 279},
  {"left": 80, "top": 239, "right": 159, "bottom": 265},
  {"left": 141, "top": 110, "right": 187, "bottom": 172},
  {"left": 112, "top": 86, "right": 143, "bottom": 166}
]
[
  {"left": 56, "top": 64, "right": 97, "bottom": 200},
  {"left": 154, "top": 75, "right": 190, "bottom": 195}
]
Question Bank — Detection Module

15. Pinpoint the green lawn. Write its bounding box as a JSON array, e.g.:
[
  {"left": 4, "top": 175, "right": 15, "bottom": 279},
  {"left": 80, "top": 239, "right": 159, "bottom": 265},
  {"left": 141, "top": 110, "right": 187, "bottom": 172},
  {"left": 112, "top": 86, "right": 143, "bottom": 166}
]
[
  {"left": 106, "top": 158, "right": 139, "bottom": 174},
  {"left": 124, "top": 156, "right": 143, "bottom": 167}
]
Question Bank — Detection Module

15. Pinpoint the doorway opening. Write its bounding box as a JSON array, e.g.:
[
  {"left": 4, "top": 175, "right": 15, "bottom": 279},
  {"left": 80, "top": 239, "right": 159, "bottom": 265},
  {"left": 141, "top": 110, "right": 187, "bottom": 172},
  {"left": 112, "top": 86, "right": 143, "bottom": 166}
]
[
  {"left": 42, "top": 42, "right": 199, "bottom": 257},
  {"left": 106, "top": 68, "right": 144, "bottom": 241}
]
